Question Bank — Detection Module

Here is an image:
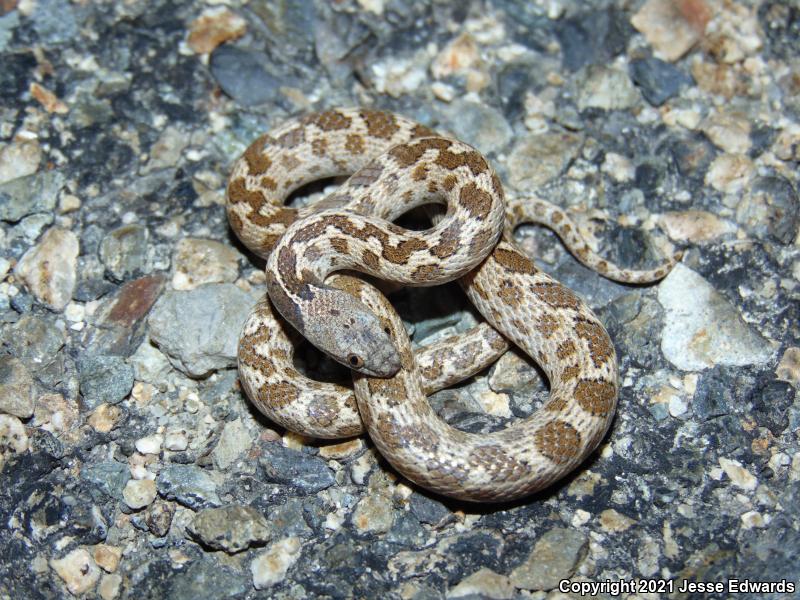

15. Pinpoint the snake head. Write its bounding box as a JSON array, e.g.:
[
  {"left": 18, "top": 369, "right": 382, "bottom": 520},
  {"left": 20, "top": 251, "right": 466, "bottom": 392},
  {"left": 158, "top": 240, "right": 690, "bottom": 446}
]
[{"left": 302, "top": 287, "right": 402, "bottom": 378}]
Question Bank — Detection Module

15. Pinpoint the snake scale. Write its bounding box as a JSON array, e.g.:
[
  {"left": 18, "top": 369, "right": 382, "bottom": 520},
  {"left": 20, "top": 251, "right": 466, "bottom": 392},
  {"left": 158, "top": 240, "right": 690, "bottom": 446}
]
[{"left": 227, "top": 108, "right": 679, "bottom": 501}]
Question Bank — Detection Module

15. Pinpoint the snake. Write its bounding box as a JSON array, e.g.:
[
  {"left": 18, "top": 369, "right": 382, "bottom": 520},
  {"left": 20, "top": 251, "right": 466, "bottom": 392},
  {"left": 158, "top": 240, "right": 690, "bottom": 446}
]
[{"left": 227, "top": 108, "right": 680, "bottom": 501}]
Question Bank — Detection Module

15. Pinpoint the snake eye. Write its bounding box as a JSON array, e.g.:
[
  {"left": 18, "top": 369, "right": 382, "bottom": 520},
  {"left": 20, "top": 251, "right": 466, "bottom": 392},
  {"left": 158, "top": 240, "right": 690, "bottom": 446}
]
[
  {"left": 383, "top": 326, "right": 391, "bottom": 335},
  {"left": 348, "top": 354, "right": 363, "bottom": 368}
]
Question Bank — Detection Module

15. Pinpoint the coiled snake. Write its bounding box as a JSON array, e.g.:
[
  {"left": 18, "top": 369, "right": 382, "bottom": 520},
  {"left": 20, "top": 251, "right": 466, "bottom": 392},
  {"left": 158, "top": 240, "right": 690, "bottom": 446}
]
[{"left": 227, "top": 108, "right": 679, "bottom": 501}]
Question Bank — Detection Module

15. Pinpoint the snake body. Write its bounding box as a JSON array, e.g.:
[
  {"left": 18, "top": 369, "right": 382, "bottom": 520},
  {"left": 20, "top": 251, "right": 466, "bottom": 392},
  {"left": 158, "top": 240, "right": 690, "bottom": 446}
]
[{"left": 227, "top": 108, "right": 679, "bottom": 501}]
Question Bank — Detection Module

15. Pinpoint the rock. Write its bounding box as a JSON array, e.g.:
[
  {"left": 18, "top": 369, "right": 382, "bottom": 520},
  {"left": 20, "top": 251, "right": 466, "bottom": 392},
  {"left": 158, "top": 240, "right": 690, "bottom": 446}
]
[
  {"left": 143, "top": 127, "right": 189, "bottom": 173},
  {"left": 157, "top": 464, "right": 221, "bottom": 509},
  {"left": 122, "top": 479, "right": 156, "bottom": 510},
  {"left": 187, "top": 505, "right": 271, "bottom": 553},
  {"left": 172, "top": 238, "right": 241, "bottom": 291},
  {"left": 701, "top": 112, "right": 752, "bottom": 154},
  {"left": 657, "top": 265, "right": 774, "bottom": 371},
  {"left": 507, "top": 131, "right": 583, "bottom": 189},
  {"left": 0, "top": 138, "right": 41, "bottom": 184},
  {"left": 82, "top": 461, "right": 129, "bottom": 501},
  {"left": 164, "top": 430, "right": 189, "bottom": 452},
  {"left": 577, "top": 65, "right": 641, "bottom": 111},
  {"left": 251, "top": 537, "right": 302, "bottom": 590},
  {"left": 168, "top": 560, "right": 247, "bottom": 600},
  {"left": 705, "top": 153, "right": 754, "bottom": 194},
  {"left": 599, "top": 508, "right": 637, "bottom": 532},
  {"left": 15, "top": 227, "right": 79, "bottom": 311},
  {"left": 135, "top": 434, "right": 163, "bottom": 455},
  {"left": 628, "top": 57, "right": 693, "bottom": 106},
  {"left": 631, "top": 0, "right": 708, "bottom": 62},
  {"left": 99, "top": 224, "right": 148, "bottom": 282},
  {"left": 50, "top": 548, "right": 101, "bottom": 596},
  {"left": 259, "top": 443, "right": 335, "bottom": 493},
  {"left": 98, "top": 574, "right": 122, "bottom": 600},
  {"left": 0, "top": 355, "right": 36, "bottom": 418},
  {"left": 777, "top": 347, "right": 800, "bottom": 388},
  {"left": 658, "top": 210, "right": 736, "bottom": 244},
  {"left": 318, "top": 439, "right": 364, "bottom": 460},
  {"left": 212, "top": 418, "right": 252, "bottom": 470},
  {"left": 719, "top": 457, "right": 757, "bottom": 491},
  {"left": 266, "top": 499, "right": 312, "bottom": 538},
  {"left": 409, "top": 492, "right": 452, "bottom": 527},
  {"left": 447, "top": 568, "right": 514, "bottom": 599},
  {"left": 509, "top": 528, "right": 588, "bottom": 590},
  {"left": 87, "top": 404, "right": 123, "bottom": 433},
  {"left": 488, "top": 349, "right": 540, "bottom": 393},
  {"left": 187, "top": 7, "right": 247, "bottom": 54},
  {"left": 738, "top": 175, "right": 799, "bottom": 244},
  {"left": 554, "top": 7, "right": 631, "bottom": 71},
  {"left": 145, "top": 499, "right": 175, "bottom": 537},
  {"left": 30, "top": 82, "right": 68, "bottom": 114},
  {"left": 0, "top": 169, "right": 63, "bottom": 222},
  {"left": 1, "top": 314, "right": 65, "bottom": 369},
  {"left": 431, "top": 33, "right": 480, "bottom": 80},
  {"left": 351, "top": 489, "right": 394, "bottom": 535},
  {"left": 147, "top": 283, "right": 258, "bottom": 377},
  {"left": 210, "top": 45, "right": 282, "bottom": 107},
  {"left": 0, "top": 414, "right": 28, "bottom": 469},
  {"left": 441, "top": 100, "right": 512, "bottom": 154},
  {"left": 93, "top": 545, "right": 122, "bottom": 573},
  {"left": 79, "top": 355, "right": 134, "bottom": 409}
]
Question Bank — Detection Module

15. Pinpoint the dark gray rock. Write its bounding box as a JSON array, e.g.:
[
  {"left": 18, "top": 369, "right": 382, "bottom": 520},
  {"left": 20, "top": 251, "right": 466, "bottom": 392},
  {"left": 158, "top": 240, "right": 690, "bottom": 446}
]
[
  {"left": 409, "top": 493, "right": 452, "bottom": 527},
  {"left": 555, "top": 7, "right": 631, "bottom": 71},
  {"left": 749, "top": 175, "right": 799, "bottom": 244},
  {"left": 259, "top": 443, "right": 335, "bottom": 494},
  {"left": 186, "top": 505, "right": 271, "bottom": 553},
  {"left": 157, "top": 464, "right": 221, "bottom": 510},
  {"left": 0, "top": 170, "right": 63, "bottom": 223},
  {"left": 78, "top": 355, "right": 134, "bottom": 409},
  {"left": 168, "top": 560, "right": 248, "bottom": 600},
  {"left": 629, "top": 57, "right": 693, "bottom": 106},
  {"left": 81, "top": 461, "right": 129, "bottom": 502},
  {"left": 209, "top": 46, "right": 283, "bottom": 107},
  {"left": 0, "top": 315, "right": 65, "bottom": 370}
]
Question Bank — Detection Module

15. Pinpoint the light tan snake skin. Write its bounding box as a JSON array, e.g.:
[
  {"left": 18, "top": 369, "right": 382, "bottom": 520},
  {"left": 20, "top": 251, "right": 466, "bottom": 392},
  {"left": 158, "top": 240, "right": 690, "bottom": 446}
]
[{"left": 227, "top": 108, "right": 680, "bottom": 501}]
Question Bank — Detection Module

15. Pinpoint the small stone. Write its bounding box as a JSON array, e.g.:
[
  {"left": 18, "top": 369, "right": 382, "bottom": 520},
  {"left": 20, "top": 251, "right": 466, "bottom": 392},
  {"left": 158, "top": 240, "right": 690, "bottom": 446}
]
[
  {"left": 507, "top": 131, "right": 583, "bottom": 190},
  {"left": 741, "top": 510, "right": 766, "bottom": 530},
  {"left": 135, "top": 434, "right": 163, "bottom": 455},
  {"left": 659, "top": 210, "right": 736, "bottom": 244},
  {"left": 668, "top": 394, "right": 688, "bottom": 417},
  {"left": 15, "top": 227, "right": 79, "bottom": 311},
  {"left": 148, "top": 283, "right": 258, "bottom": 377},
  {"left": 0, "top": 314, "right": 65, "bottom": 368},
  {"left": 431, "top": 32, "right": 480, "bottom": 79},
  {"left": 554, "top": 7, "right": 631, "bottom": 72},
  {"left": 251, "top": 537, "right": 302, "bottom": 590},
  {"left": 776, "top": 348, "right": 800, "bottom": 388},
  {"left": 210, "top": 46, "right": 282, "bottom": 107},
  {"left": 172, "top": 238, "right": 241, "bottom": 290},
  {"left": 187, "top": 7, "right": 247, "bottom": 54},
  {"left": 318, "top": 438, "right": 364, "bottom": 460},
  {"left": 82, "top": 461, "right": 129, "bottom": 501},
  {"left": 212, "top": 418, "right": 252, "bottom": 469},
  {"left": 705, "top": 153, "right": 754, "bottom": 194},
  {"left": 59, "top": 193, "right": 81, "bottom": 213},
  {"left": 98, "top": 573, "right": 122, "bottom": 600},
  {"left": 87, "top": 404, "right": 123, "bottom": 433},
  {"left": 50, "top": 548, "right": 101, "bottom": 596},
  {"left": 92, "top": 544, "right": 122, "bottom": 573},
  {"left": 157, "top": 464, "right": 221, "bottom": 509},
  {"left": 0, "top": 138, "right": 41, "bottom": 184},
  {"left": 631, "top": 0, "right": 709, "bottom": 62},
  {"left": 168, "top": 560, "right": 247, "bottom": 599},
  {"left": 701, "top": 112, "right": 752, "bottom": 154},
  {"left": 602, "top": 152, "right": 635, "bottom": 182},
  {"left": 628, "top": 57, "right": 693, "bottom": 106},
  {"left": 99, "top": 224, "right": 148, "bottom": 282},
  {"left": 658, "top": 265, "right": 773, "bottom": 371},
  {"left": 738, "top": 176, "right": 800, "bottom": 245},
  {"left": 447, "top": 568, "right": 514, "bottom": 599},
  {"left": 476, "top": 388, "right": 511, "bottom": 418},
  {"left": 123, "top": 478, "right": 157, "bottom": 510},
  {"left": 0, "top": 355, "right": 36, "bottom": 418},
  {"left": 352, "top": 490, "right": 394, "bottom": 534},
  {"left": 259, "top": 443, "right": 335, "bottom": 493},
  {"left": 488, "top": 349, "right": 540, "bottom": 392},
  {"left": 719, "top": 457, "right": 758, "bottom": 491},
  {"left": 30, "top": 82, "right": 69, "bottom": 113},
  {"left": 409, "top": 493, "right": 452, "bottom": 527},
  {"left": 509, "top": 528, "right": 588, "bottom": 591},
  {"left": 441, "top": 100, "right": 512, "bottom": 154},
  {"left": 78, "top": 355, "right": 134, "bottom": 409},
  {"left": 164, "top": 430, "right": 189, "bottom": 451},
  {"left": 577, "top": 65, "right": 640, "bottom": 111},
  {"left": 599, "top": 508, "right": 637, "bottom": 532},
  {"left": 143, "top": 127, "right": 189, "bottom": 173},
  {"left": 145, "top": 499, "right": 175, "bottom": 537},
  {"left": 187, "top": 505, "right": 271, "bottom": 553},
  {"left": 0, "top": 167, "right": 62, "bottom": 222},
  {"left": 32, "top": 392, "right": 79, "bottom": 434},
  {"left": 0, "top": 414, "right": 28, "bottom": 469}
]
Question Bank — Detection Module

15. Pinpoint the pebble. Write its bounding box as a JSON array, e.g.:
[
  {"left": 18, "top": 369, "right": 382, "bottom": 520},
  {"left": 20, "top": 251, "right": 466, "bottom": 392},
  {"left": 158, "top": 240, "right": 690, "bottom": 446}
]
[
  {"left": 251, "top": 537, "right": 302, "bottom": 590},
  {"left": 123, "top": 478, "right": 157, "bottom": 510},
  {"left": 507, "top": 131, "right": 583, "bottom": 189},
  {"left": 92, "top": 544, "right": 122, "bottom": 573},
  {"left": 50, "top": 548, "right": 101, "bottom": 596},
  {"left": 631, "top": 0, "right": 707, "bottom": 62},
  {"left": 601, "top": 152, "right": 635, "bottom": 182},
  {"left": 135, "top": 434, "right": 163, "bottom": 455},
  {"left": 157, "top": 464, "right": 221, "bottom": 509},
  {"left": 776, "top": 347, "right": 800, "bottom": 388},
  {"left": 704, "top": 153, "right": 754, "bottom": 195},
  {"left": 143, "top": 127, "right": 189, "bottom": 173},
  {"left": 738, "top": 175, "right": 800, "bottom": 245},
  {"left": 164, "top": 430, "right": 189, "bottom": 452},
  {"left": 0, "top": 169, "right": 62, "bottom": 222},
  {"left": 599, "top": 508, "right": 637, "bottom": 532},
  {"left": 0, "top": 355, "right": 36, "bottom": 418},
  {"left": 169, "top": 560, "right": 247, "bottom": 600},
  {"left": 82, "top": 461, "right": 129, "bottom": 502},
  {"left": 14, "top": 227, "right": 79, "bottom": 311},
  {"left": 409, "top": 493, "right": 452, "bottom": 527},
  {"left": 658, "top": 265, "right": 773, "bottom": 371},
  {"left": 78, "top": 355, "right": 134, "bottom": 409},
  {"left": 628, "top": 57, "right": 693, "bottom": 106},
  {"left": 0, "top": 414, "right": 28, "bottom": 469},
  {"left": 318, "top": 438, "right": 364, "bottom": 460},
  {"left": 1, "top": 314, "right": 65, "bottom": 369},
  {"left": 658, "top": 210, "right": 736, "bottom": 243},
  {"left": 0, "top": 138, "right": 41, "bottom": 184},
  {"left": 259, "top": 443, "right": 335, "bottom": 494},
  {"left": 701, "top": 112, "right": 752, "bottom": 155},
  {"left": 98, "top": 574, "right": 122, "bottom": 600},
  {"left": 87, "top": 403, "right": 123, "bottom": 433},
  {"left": 172, "top": 238, "right": 241, "bottom": 291},
  {"left": 577, "top": 65, "right": 640, "bottom": 111},
  {"left": 99, "top": 224, "right": 149, "bottom": 282},
  {"left": 447, "top": 568, "right": 514, "bottom": 599},
  {"left": 719, "top": 457, "right": 758, "bottom": 491},
  {"left": 441, "top": 100, "right": 512, "bottom": 154},
  {"left": 554, "top": 7, "right": 630, "bottom": 71},
  {"left": 351, "top": 489, "right": 394, "bottom": 534},
  {"left": 187, "top": 7, "right": 247, "bottom": 54},
  {"left": 187, "top": 505, "right": 271, "bottom": 553},
  {"left": 509, "top": 528, "right": 588, "bottom": 590},
  {"left": 210, "top": 45, "right": 282, "bottom": 107},
  {"left": 431, "top": 33, "right": 480, "bottom": 80},
  {"left": 33, "top": 392, "right": 78, "bottom": 434},
  {"left": 212, "top": 417, "right": 252, "bottom": 469},
  {"left": 488, "top": 349, "right": 541, "bottom": 392},
  {"left": 147, "top": 283, "right": 258, "bottom": 377},
  {"left": 144, "top": 499, "right": 175, "bottom": 538}
]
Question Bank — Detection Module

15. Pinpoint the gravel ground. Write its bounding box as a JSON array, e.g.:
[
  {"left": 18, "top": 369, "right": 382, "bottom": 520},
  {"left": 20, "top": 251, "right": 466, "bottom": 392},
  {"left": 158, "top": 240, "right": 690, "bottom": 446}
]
[{"left": 0, "top": 0, "right": 798, "bottom": 598}]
